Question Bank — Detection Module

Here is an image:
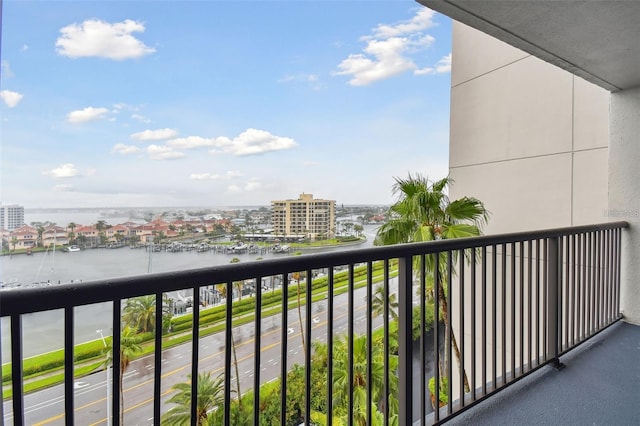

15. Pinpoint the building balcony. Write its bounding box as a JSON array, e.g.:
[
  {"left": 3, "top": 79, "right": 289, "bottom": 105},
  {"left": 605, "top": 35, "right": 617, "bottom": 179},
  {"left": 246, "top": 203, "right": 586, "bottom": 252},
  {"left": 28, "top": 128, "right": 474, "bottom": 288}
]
[{"left": 0, "top": 221, "right": 633, "bottom": 425}]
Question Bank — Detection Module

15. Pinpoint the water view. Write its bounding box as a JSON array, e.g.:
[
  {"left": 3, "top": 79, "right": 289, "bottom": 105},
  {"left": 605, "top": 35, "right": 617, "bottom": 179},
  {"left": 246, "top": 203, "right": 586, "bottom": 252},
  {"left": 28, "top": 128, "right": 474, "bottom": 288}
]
[{"left": 1, "top": 224, "right": 378, "bottom": 359}]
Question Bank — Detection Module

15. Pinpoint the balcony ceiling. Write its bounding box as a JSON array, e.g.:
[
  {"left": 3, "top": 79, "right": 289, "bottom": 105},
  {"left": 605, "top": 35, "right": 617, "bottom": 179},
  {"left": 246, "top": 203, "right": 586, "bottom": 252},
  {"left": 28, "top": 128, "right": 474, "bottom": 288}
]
[{"left": 419, "top": 0, "right": 640, "bottom": 92}]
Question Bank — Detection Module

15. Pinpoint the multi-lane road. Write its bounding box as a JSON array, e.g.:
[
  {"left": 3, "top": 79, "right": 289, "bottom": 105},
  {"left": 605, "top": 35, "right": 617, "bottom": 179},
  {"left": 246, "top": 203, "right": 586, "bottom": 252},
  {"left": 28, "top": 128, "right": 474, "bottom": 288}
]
[{"left": 3, "top": 281, "right": 397, "bottom": 425}]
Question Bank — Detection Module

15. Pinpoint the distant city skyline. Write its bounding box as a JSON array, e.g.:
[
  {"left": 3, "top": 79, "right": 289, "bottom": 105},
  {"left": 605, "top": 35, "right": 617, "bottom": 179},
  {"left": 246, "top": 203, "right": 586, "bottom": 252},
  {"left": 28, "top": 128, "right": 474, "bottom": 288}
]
[{"left": 1, "top": 1, "right": 451, "bottom": 208}]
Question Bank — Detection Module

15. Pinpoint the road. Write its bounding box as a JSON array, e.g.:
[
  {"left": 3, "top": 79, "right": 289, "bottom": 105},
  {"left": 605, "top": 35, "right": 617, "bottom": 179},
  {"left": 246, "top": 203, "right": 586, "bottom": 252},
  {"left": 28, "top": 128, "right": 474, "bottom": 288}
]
[{"left": 3, "top": 280, "right": 398, "bottom": 425}]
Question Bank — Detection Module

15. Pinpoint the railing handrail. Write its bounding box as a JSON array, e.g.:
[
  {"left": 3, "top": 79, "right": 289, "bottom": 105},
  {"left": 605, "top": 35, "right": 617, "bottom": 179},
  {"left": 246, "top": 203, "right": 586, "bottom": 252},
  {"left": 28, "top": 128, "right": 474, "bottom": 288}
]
[{"left": 0, "top": 221, "right": 628, "bottom": 316}]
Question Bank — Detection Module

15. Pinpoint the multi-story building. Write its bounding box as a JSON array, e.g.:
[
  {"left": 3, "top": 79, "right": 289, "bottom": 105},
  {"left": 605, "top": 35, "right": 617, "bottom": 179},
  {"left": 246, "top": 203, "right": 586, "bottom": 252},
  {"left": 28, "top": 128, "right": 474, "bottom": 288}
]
[
  {"left": 271, "top": 193, "right": 336, "bottom": 240},
  {"left": 0, "top": 203, "right": 25, "bottom": 231}
]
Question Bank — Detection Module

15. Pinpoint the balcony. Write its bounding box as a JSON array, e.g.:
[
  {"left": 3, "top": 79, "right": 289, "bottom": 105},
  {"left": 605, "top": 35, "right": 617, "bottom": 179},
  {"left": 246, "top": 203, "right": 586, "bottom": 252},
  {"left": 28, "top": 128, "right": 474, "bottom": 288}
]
[{"left": 0, "top": 221, "right": 633, "bottom": 425}]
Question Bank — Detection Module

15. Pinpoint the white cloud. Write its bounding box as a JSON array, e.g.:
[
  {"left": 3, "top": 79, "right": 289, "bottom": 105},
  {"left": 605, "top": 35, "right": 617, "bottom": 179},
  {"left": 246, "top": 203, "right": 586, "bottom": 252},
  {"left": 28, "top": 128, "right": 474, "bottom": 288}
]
[
  {"left": 208, "top": 128, "right": 297, "bottom": 156},
  {"left": 44, "top": 163, "right": 80, "bottom": 178},
  {"left": 147, "top": 144, "right": 185, "bottom": 160},
  {"left": 226, "top": 170, "right": 243, "bottom": 178},
  {"left": 131, "top": 128, "right": 178, "bottom": 141},
  {"left": 277, "top": 73, "right": 322, "bottom": 90},
  {"left": 131, "top": 114, "right": 151, "bottom": 123},
  {"left": 53, "top": 184, "right": 74, "bottom": 192},
  {"left": 0, "top": 90, "right": 24, "bottom": 107},
  {"left": 415, "top": 53, "right": 452, "bottom": 75},
  {"left": 227, "top": 184, "right": 241, "bottom": 194},
  {"left": 334, "top": 9, "right": 439, "bottom": 86},
  {"left": 244, "top": 179, "right": 263, "bottom": 192},
  {"left": 190, "top": 170, "right": 243, "bottom": 180},
  {"left": 335, "top": 37, "right": 418, "bottom": 86},
  {"left": 167, "top": 136, "right": 216, "bottom": 149},
  {"left": 1, "top": 61, "right": 14, "bottom": 78},
  {"left": 190, "top": 173, "right": 221, "bottom": 180},
  {"left": 370, "top": 8, "right": 436, "bottom": 39},
  {"left": 67, "top": 106, "right": 109, "bottom": 123},
  {"left": 112, "top": 143, "right": 141, "bottom": 155},
  {"left": 56, "top": 19, "right": 155, "bottom": 60}
]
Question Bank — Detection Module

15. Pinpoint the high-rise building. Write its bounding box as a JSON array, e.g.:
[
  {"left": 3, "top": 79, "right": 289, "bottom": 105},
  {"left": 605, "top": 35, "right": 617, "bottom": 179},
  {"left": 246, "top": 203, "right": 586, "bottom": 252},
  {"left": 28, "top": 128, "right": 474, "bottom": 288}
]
[
  {"left": 271, "top": 193, "right": 335, "bottom": 240},
  {"left": 0, "top": 204, "right": 25, "bottom": 231}
]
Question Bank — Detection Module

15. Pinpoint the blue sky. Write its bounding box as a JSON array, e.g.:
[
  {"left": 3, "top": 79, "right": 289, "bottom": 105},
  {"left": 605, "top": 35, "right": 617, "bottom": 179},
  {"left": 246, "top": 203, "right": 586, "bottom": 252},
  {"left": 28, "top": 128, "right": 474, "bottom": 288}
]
[{"left": 1, "top": 1, "right": 452, "bottom": 208}]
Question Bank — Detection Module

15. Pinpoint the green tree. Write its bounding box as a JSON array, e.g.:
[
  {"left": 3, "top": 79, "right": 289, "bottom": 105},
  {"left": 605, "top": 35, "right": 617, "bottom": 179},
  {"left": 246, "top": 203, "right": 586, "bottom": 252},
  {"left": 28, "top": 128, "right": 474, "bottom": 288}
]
[
  {"left": 123, "top": 295, "right": 172, "bottom": 334},
  {"left": 375, "top": 173, "right": 488, "bottom": 394},
  {"left": 10, "top": 237, "right": 18, "bottom": 255},
  {"left": 104, "top": 326, "right": 142, "bottom": 425},
  {"left": 36, "top": 225, "right": 45, "bottom": 247},
  {"left": 229, "top": 257, "right": 243, "bottom": 300},
  {"left": 332, "top": 334, "right": 398, "bottom": 425},
  {"left": 292, "top": 270, "right": 307, "bottom": 353},
  {"left": 161, "top": 372, "right": 225, "bottom": 426},
  {"left": 370, "top": 284, "right": 398, "bottom": 321},
  {"left": 129, "top": 233, "right": 141, "bottom": 247}
]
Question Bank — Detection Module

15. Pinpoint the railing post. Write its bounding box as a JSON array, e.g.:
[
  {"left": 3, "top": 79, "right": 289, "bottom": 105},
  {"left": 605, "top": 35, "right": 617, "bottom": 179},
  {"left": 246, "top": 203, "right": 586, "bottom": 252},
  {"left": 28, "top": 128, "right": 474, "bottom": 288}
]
[
  {"left": 546, "top": 237, "right": 564, "bottom": 369},
  {"left": 398, "top": 256, "right": 413, "bottom": 425}
]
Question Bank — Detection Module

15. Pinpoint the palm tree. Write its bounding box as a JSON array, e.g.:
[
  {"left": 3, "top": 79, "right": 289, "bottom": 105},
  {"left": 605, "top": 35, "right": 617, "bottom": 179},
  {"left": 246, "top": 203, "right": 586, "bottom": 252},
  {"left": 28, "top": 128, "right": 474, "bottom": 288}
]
[
  {"left": 10, "top": 237, "right": 18, "bottom": 256},
  {"left": 123, "top": 295, "right": 156, "bottom": 333},
  {"left": 67, "top": 222, "right": 77, "bottom": 244},
  {"left": 104, "top": 326, "right": 142, "bottom": 425},
  {"left": 229, "top": 257, "right": 243, "bottom": 300},
  {"left": 161, "top": 371, "right": 225, "bottom": 425},
  {"left": 292, "top": 270, "right": 307, "bottom": 353},
  {"left": 332, "top": 334, "right": 398, "bottom": 425},
  {"left": 375, "top": 173, "right": 488, "bottom": 395},
  {"left": 370, "top": 284, "right": 398, "bottom": 321},
  {"left": 123, "top": 295, "right": 172, "bottom": 334}
]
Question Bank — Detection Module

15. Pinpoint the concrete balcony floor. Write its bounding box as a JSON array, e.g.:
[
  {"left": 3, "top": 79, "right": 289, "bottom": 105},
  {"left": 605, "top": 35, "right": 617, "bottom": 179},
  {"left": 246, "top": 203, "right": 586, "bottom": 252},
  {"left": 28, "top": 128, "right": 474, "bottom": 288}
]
[{"left": 448, "top": 321, "right": 640, "bottom": 425}]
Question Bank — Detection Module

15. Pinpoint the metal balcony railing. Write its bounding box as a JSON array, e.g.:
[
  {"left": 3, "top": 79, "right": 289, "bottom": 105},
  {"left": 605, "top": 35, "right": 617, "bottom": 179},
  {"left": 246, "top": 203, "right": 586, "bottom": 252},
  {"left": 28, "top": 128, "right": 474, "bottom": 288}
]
[{"left": 0, "top": 221, "right": 627, "bottom": 425}]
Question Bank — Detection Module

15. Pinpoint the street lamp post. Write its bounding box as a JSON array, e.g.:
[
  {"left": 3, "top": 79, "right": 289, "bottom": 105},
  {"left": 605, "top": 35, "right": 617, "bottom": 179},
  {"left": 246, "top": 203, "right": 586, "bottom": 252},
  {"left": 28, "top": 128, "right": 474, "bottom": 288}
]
[{"left": 97, "top": 329, "right": 111, "bottom": 426}]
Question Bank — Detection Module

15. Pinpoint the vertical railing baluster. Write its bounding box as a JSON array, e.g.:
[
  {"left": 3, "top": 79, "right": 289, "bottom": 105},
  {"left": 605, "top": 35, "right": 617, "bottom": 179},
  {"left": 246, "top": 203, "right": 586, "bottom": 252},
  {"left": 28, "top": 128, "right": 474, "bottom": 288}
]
[
  {"left": 224, "top": 281, "right": 233, "bottom": 425},
  {"left": 64, "top": 307, "right": 74, "bottom": 426},
  {"left": 190, "top": 285, "right": 200, "bottom": 425},
  {"left": 542, "top": 239, "right": 548, "bottom": 362},
  {"left": 587, "top": 232, "right": 596, "bottom": 336},
  {"left": 383, "top": 260, "right": 390, "bottom": 426},
  {"left": 154, "top": 292, "right": 162, "bottom": 425},
  {"left": 347, "top": 264, "right": 354, "bottom": 426},
  {"left": 493, "top": 245, "right": 498, "bottom": 390},
  {"left": 112, "top": 299, "right": 121, "bottom": 426},
  {"left": 580, "top": 233, "right": 589, "bottom": 340},
  {"left": 519, "top": 242, "right": 524, "bottom": 375},
  {"left": 279, "top": 273, "right": 289, "bottom": 426},
  {"left": 447, "top": 251, "right": 453, "bottom": 416},
  {"left": 605, "top": 230, "right": 611, "bottom": 324},
  {"left": 481, "top": 245, "right": 487, "bottom": 396},
  {"left": 0, "top": 317, "right": 4, "bottom": 424},
  {"left": 501, "top": 243, "right": 507, "bottom": 385},
  {"left": 253, "top": 276, "right": 263, "bottom": 426},
  {"left": 546, "top": 237, "right": 562, "bottom": 368},
  {"left": 10, "top": 314, "right": 24, "bottom": 426},
  {"left": 366, "top": 262, "right": 373, "bottom": 426},
  {"left": 616, "top": 228, "right": 622, "bottom": 317},
  {"left": 535, "top": 239, "right": 540, "bottom": 366},
  {"left": 327, "top": 266, "right": 335, "bottom": 426},
  {"left": 510, "top": 242, "right": 516, "bottom": 380},
  {"left": 398, "top": 255, "right": 413, "bottom": 425},
  {"left": 419, "top": 255, "right": 426, "bottom": 426},
  {"left": 564, "top": 236, "right": 570, "bottom": 351},
  {"left": 433, "top": 253, "right": 440, "bottom": 423},
  {"left": 459, "top": 249, "right": 466, "bottom": 407},
  {"left": 527, "top": 240, "right": 532, "bottom": 371},
  {"left": 571, "top": 235, "right": 577, "bottom": 346},
  {"left": 305, "top": 268, "right": 313, "bottom": 426},
  {"left": 471, "top": 247, "right": 477, "bottom": 401}
]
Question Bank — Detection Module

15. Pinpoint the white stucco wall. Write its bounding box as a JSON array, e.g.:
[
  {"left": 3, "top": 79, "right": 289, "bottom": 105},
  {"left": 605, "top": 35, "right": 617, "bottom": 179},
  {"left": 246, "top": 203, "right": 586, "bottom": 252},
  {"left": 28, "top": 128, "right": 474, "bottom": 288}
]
[
  {"left": 449, "top": 22, "right": 610, "bottom": 235},
  {"left": 610, "top": 87, "right": 640, "bottom": 324}
]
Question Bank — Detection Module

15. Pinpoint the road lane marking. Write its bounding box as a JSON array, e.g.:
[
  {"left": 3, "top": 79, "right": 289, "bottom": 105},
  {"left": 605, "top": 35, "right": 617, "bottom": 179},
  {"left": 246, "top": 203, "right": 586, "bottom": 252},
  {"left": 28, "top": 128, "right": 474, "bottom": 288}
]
[{"left": 30, "top": 294, "right": 377, "bottom": 425}]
